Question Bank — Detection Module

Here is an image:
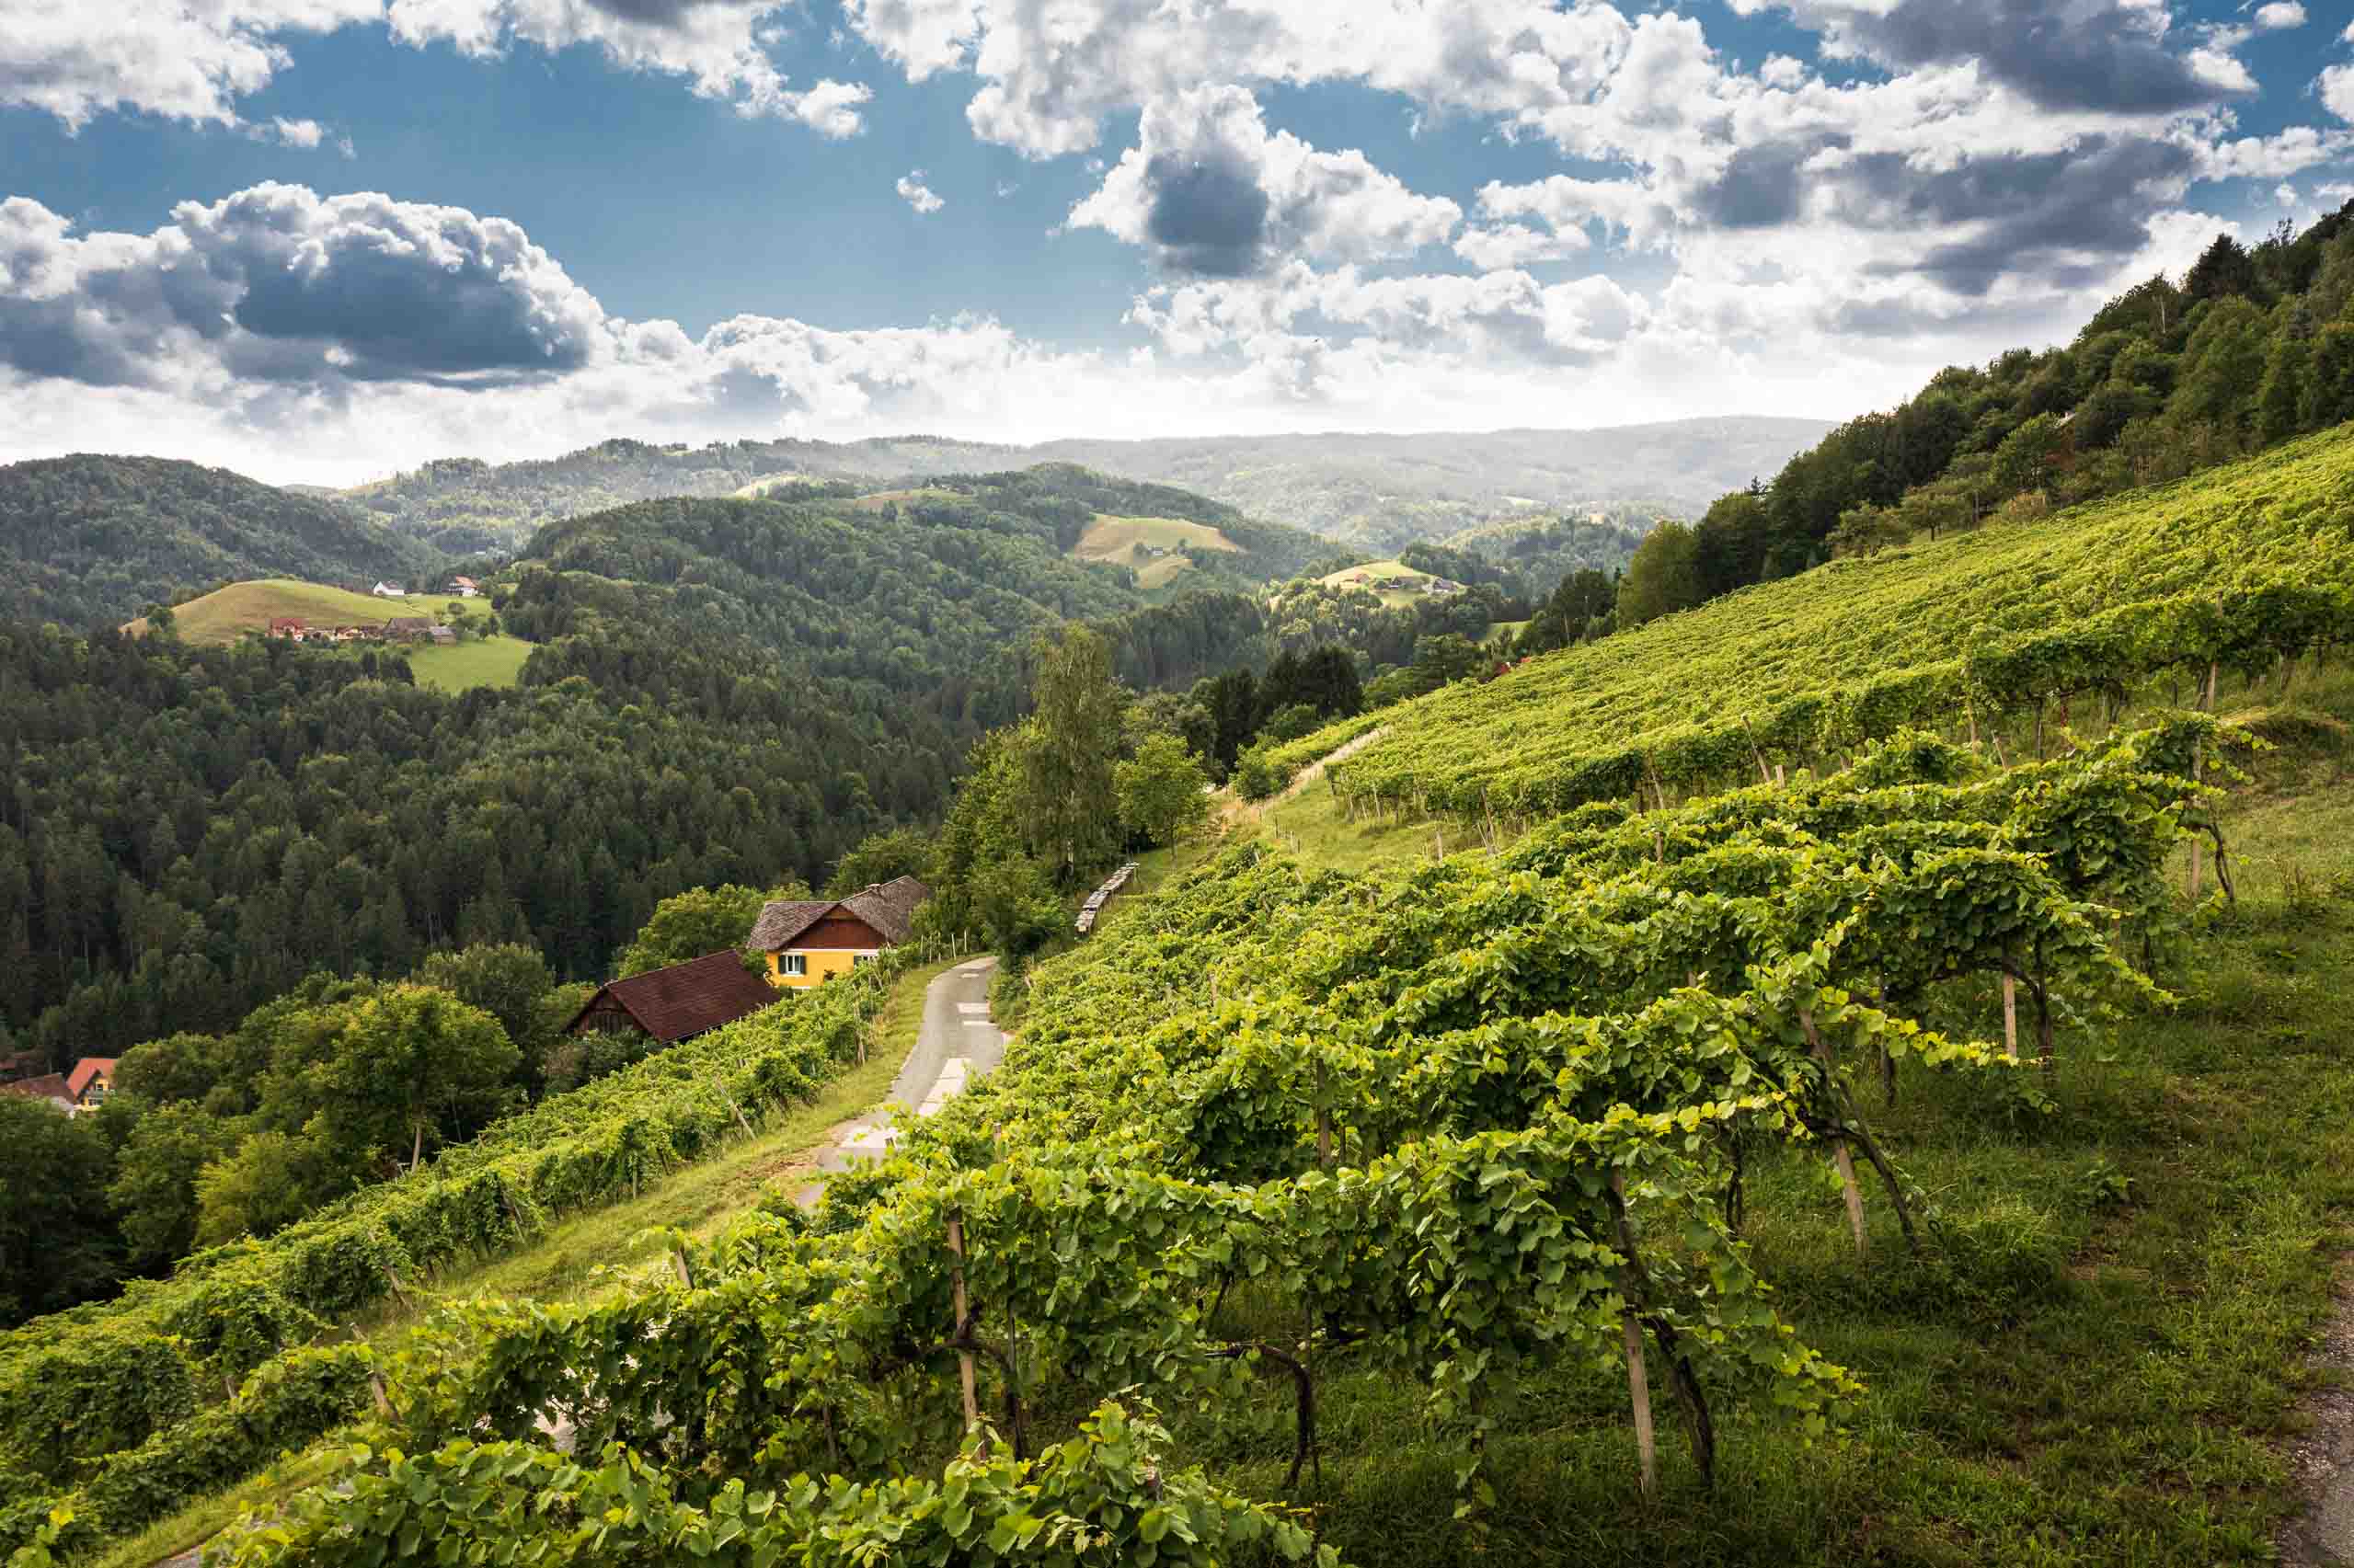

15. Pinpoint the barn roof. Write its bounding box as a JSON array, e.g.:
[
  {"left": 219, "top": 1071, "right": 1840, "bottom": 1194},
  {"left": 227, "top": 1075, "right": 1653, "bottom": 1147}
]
[
  {"left": 565, "top": 951, "right": 777, "bottom": 1045},
  {"left": 746, "top": 876, "right": 929, "bottom": 952}
]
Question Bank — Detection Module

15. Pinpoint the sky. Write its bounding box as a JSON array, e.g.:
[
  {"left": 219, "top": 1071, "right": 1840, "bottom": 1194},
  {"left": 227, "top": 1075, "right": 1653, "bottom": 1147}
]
[{"left": 3, "top": 0, "right": 2353, "bottom": 485}]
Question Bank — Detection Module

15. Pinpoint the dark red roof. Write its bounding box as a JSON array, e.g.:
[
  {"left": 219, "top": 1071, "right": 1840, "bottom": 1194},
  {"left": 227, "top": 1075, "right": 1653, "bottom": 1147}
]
[
  {"left": 1, "top": 1073, "right": 71, "bottom": 1107},
  {"left": 565, "top": 950, "right": 777, "bottom": 1045}
]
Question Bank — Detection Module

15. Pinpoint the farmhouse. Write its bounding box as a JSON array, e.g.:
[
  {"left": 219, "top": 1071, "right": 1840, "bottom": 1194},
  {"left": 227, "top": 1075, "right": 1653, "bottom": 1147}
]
[
  {"left": 428, "top": 625, "right": 456, "bottom": 646},
  {"left": 562, "top": 950, "right": 777, "bottom": 1048},
  {"left": 384, "top": 616, "right": 431, "bottom": 642},
  {"left": 372, "top": 581, "right": 408, "bottom": 599},
  {"left": 747, "top": 876, "right": 929, "bottom": 989},
  {"left": 65, "top": 1058, "right": 117, "bottom": 1108},
  {"left": 269, "top": 617, "right": 306, "bottom": 641}
]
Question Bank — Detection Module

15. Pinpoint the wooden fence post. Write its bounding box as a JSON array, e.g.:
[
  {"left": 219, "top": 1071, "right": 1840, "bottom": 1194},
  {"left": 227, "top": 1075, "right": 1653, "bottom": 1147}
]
[
  {"left": 1610, "top": 1171, "right": 1657, "bottom": 1498},
  {"left": 947, "top": 1213, "right": 981, "bottom": 1438},
  {"left": 2001, "top": 973, "right": 2018, "bottom": 1061},
  {"left": 1798, "top": 1009, "right": 1868, "bottom": 1262}
]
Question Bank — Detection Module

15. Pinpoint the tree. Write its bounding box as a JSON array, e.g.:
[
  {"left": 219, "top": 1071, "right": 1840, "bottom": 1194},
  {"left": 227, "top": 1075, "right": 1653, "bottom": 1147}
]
[
  {"left": 611, "top": 885, "right": 791, "bottom": 979},
  {"left": 1115, "top": 734, "right": 1211, "bottom": 847},
  {"left": 2166, "top": 298, "right": 2269, "bottom": 438},
  {"left": 108, "top": 1101, "right": 244, "bottom": 1268},
  {"left": 825, "top": 829, "right": 935, "bottom": 896},
  {"left": 413, "top": 943, "right": 564, "bottom": 1085},
  {"left": 270, "top": 986, "right": 520, "bottom": 1179},
  {"left": 1410, "top": 633, "right": 1488, "bottom": 692},
  {"left": 1197, "top": 668, "right": 1261, "bottom": 772},
  {"left": 1991, "top": 413, "right": 2068, "bottom": 497},
  {"left": 0, "top": 1097, "right": 124, "bottom": 1322},
  {"left": 1018, "top": 626, "right": 1126, "bottom": 884},
  {"left": 1615, "top": 521, "right": 1705, "bottom": 628},
  {"left": 2182, "top": 232, "right": 2264, "bottom": 306},
  {"left": 2256, "top": 330, "right": 2312, "bottom": 444}
]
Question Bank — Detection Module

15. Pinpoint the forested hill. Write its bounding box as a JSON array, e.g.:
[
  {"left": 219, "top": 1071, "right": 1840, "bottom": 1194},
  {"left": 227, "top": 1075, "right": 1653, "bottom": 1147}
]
[
  {"left": 339, "top": 419, "right": 1828, "bottom": 554},
  {"left": 1654, "top": 200, "right": 2354, "bottom": 611},
  {"left": 0, "top": 455, "right": 443, "bottom": 627}
]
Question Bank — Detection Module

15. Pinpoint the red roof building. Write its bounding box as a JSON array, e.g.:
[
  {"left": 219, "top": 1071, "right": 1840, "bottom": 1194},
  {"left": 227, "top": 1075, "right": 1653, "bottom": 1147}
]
[
  {"left": 1, "top": 1073, "right": 74, "bottom": 1113},
  {"left": 65, "top": 1057, "right": 119, "bottom": 1106},
  {"left": 563, "top": 950, "right": 778, "bottom": 1046}
]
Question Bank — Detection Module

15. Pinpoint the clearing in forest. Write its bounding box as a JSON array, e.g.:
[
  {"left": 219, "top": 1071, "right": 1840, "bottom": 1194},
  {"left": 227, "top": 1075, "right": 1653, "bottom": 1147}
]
[{"left": 1074, "top": 513, "right": 1242, "bottom": 589}]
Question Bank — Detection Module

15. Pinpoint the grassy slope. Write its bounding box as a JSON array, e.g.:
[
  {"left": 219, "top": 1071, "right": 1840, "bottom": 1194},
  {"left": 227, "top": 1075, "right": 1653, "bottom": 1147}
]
[
  {"left": 1073, "top": 514, "right": 1243, "bottom": 589},
  {"left": 406, "top": 635, "right": 534, "bottom": 692},
  {"left": 127, "top": 579, "right": 408, "bottom": 642},
  {"left": 1319, "top": 557, "right": 1441, "bottom": 610},
  {"left": 93, "top": 956, "right": 965, "bottom": 1568},
  {"left": 1315, "top": 423, "right": 2354, "bottom": 808}
]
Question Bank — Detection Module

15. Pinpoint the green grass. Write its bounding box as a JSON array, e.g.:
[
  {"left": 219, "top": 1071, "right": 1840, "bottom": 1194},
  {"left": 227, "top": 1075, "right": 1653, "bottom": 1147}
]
[
  {"left": 1318, "top": 557, "right": 1441, "bottom": 610},
  {"left": 1165, "top": 687, "right": 2354, "bottom": 1566},
  {"left": 127, "top": 579, "right": 418, "bottom": 644},
  {"left": 406, "top": 634, "right": 534, "bottom": 692},
  {"left": 1073, "top": 514, "right": 1243, "bottom": 589}
]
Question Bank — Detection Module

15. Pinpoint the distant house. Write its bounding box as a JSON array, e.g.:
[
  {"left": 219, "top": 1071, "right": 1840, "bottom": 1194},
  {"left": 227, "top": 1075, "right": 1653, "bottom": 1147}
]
[
  {"left": 450, "top": 577, "right": 480, "bottom": 598},
  {"left": 384, "top": 617, "right": 431, "bottom": 642},
  {"left": 563, "top": 951, "right": 778, "bottom": 1047},
  {"left": 269, "top": 617, "right": 306, "bottom": 641},
  {"left": 371, "top": 582, "right": 408, "bottom": 599},
  {"left": 65, "top": 1058, "right": 117, "bottom": 1108},
  {"left": 427, "top": 625, "right": 456, "bottom": 646},
  {"left": 747, "top": 876, "right": 929, "bottom": 990},
  {"left": 1, "top": 1073, "right": 74, "bottom": 1114}
]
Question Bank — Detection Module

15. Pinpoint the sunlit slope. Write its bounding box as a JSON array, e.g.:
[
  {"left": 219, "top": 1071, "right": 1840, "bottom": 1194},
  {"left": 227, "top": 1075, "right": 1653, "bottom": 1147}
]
[{"left": 1327, "top": 424, "right": 2354, "bottom": 815}]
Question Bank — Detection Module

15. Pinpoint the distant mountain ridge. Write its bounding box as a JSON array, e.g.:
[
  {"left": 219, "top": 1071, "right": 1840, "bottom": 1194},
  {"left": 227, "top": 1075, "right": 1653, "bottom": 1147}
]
[
  {"left": 339, "top": 418, "right": 1832, "bottom": 555},
  {"left": 0, "top": 455, "right": 443, "bottom": 628}
]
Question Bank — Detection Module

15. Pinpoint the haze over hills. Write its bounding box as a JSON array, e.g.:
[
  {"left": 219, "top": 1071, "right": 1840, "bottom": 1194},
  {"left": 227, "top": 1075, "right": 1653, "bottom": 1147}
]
[{"left": 336, "top": 418, "right": 1831, "bottom": 555}]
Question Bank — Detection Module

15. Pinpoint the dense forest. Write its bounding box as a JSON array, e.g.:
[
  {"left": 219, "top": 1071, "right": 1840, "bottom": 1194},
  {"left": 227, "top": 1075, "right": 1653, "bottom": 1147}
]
[
  {"left": 1642, "top": 201, "right": 2354, "bottom": 619},
  {"left": 0, "top": 456, "right": 444, "bottom": 627},
  {"left": 0, "top": 619, "right": 952, "bottom": 1064}
]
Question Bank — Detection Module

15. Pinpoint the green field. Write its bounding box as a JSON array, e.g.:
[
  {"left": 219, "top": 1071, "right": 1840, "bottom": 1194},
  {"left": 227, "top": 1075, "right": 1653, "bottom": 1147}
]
[
  {"left": 406, "top": 634, "right": 534, "bottom": 692},
  {"left": 1073, "top": 512, "right": 1242, "bottom": 589},
  {"left": 1320, "top": 556, "right": 1444, "bottom": 609}
]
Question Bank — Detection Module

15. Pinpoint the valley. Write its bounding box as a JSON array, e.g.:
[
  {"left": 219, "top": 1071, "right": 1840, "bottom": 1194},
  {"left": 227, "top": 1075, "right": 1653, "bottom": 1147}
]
[{"left": 2, "top": 205, "right": 2353, "bottom": 1568}]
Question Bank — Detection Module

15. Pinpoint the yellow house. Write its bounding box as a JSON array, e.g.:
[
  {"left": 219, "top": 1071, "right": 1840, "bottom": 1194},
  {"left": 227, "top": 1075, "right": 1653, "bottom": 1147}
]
[{"left": 746, "top": 876, "right": 929, "bottom": 989}]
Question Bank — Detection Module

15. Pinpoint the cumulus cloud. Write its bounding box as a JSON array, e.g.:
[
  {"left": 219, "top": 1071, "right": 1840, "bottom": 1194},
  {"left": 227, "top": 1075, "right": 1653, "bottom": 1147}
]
[
  {"left": 2, "top": 0, "right": 869, "bottom": 133},
  {"left": 1067, "top": 86, "right": 1459, "bottom": 277},
  {"left": 1452, "top": 223, "right": 1589, "bottom": 270},
  {"left": 896, "top": 170, "right": 946, "bottom": 213},
  {"left": 2253, "top": 3, "right": 2305, "bottom": 30},
  {"left": 2325, "top": 65, "right": 2354, "bottom": 127},
  {"left": 0, "top": 186, "right": 604, "bottom": 393},
  {"left": 0, "top": 0, "right": 379, "bottom": 128},
  {"left": 1733, "top": 0, "right": 2248, "bottom": 114}
]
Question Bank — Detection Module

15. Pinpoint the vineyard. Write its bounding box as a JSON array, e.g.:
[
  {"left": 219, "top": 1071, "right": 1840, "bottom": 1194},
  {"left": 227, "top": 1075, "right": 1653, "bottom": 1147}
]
[
  {"left": 69, "top": 684, "right": 2343, "bottom": 1566},
  {"left": 0, "top": 958, "right": 914, "bottom": 1563},
  {"left": 1305, "top": 423, "right": 2354, "bottom": 817}
]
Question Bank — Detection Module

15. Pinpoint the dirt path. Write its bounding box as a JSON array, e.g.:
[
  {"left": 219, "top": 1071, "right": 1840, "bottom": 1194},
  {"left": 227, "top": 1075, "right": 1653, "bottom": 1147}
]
[
  {"left": 1275, "top": 725, "right": 1386, "bottom": 804},
  {"left": 2280, "top": 1265, "right": 2354, "bottom": 1565}
]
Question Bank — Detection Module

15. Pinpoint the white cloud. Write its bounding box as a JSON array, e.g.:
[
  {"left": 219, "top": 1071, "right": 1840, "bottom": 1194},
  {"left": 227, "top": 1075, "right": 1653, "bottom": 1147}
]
[
  {"left": 2253, "top": 3, "right": 2306, "bottom": 31},
  {"left": 256, "top": 115, "right": 329, "bottom": 148},
  {"left": 1451, "top": 223, "right": 1588, "bottom": 270},
  {"left": 1068, "top": 86, "right": 1459, "bottom": 276},
  {"left": 1, "top": 0, "right": 869, "bottom": 134},
  {"left": 0, "top": 0, "right": 379, "bottom": 128},
  {"left": 2325, "top": 64, "right": 2354, "bottom": 126},
  {"left": 896, "top": 170, "right": 946, "bottom": 213}
]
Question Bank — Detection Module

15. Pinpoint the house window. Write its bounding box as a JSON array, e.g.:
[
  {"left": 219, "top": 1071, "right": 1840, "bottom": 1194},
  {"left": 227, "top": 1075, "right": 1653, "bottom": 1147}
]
[
  {"left": 853, "top": 954, "right": 870, "bottom": 967},
  {"left": 783, "top": 953, "right": 808, "bottom": 977}
]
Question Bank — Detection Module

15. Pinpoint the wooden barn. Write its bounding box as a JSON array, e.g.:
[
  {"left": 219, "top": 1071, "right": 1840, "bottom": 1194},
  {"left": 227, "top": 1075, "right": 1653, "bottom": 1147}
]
[{"left": 563, "top": 950, "right": 777, "bottom": 1047}]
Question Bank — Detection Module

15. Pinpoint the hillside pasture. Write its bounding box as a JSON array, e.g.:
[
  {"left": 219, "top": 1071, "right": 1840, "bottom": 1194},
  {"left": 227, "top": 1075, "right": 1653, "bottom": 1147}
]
[
  {"left": 125, "top": 579, "right": 419, "bottom": 644},
  {"left": 407, "top": 634, "right": 534, "bottom": 692},
  {"left": 1073, "top": 513, "right": 1243, "bottom": 589},
  {"left": 1319, "top": 556, "right": 1443, "bottom": 609}
]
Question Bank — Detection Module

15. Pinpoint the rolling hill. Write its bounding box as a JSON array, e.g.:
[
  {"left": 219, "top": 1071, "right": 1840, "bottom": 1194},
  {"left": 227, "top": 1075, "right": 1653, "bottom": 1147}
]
[
  {"left": 123, "top": 578, "right": 534, "bottom": 692},
  {"left": 1071, "top": 513, "right": 1244, "bottom": 589},
  {"left": 0, "top": 454, "right": 443, "bottom": 628},
  {"left": 338, "top": 419, "right": 1829, "bottom": 555}
]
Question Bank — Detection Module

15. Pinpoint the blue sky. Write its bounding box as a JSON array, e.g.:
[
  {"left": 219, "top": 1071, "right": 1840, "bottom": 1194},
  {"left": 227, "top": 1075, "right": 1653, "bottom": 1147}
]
[{"left": 3, "top": 0, "right": 2351, "bottom": 483}]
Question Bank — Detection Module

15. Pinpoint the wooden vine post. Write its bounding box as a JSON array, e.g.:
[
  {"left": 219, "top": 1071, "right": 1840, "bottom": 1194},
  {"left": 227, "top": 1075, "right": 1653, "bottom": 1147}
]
[
  {"left": 1798, "top": 1008, "right": 1868, "bottom": 1261},
  {"left": 2001, "top": 972, "right": 2018, "bottom": 1061},
  {"left": 946, "top": 1212, "right": 982, "bottom": 1438},
  {"left": 709, "top": 1073, "right": 755, "bottom": 1139},
  {"left": 1609, "top": 1169, "right": 1658, "bottom": 1499}
]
